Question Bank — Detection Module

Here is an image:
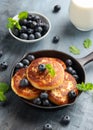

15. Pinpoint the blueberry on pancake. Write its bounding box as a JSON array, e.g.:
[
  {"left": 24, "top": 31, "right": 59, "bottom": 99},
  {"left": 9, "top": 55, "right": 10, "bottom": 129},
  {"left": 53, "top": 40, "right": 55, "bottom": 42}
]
[
  {"left": 26, "top": 57, "right": 65, "bottom": 90},
  {"left": 48, "top": 72, "right": 79, "bottom": 105},
  {"left": 11, "top": 68, "right": 41, "bottom": 100}
]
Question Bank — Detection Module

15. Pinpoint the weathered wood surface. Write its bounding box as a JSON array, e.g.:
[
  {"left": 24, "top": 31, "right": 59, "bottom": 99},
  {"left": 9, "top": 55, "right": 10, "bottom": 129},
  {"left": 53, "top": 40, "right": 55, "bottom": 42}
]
[{"left": 0, "top": 0, "right": 93, "bottom": 130}]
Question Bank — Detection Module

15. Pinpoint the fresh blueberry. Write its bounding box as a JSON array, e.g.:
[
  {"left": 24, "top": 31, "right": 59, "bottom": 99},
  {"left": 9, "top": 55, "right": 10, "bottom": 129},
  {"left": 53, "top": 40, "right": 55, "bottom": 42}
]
[
  {"left": 66, "top": 66, "right": 73, "bottom": 74},
  {"left": 42, "top": 99, "right": 50, "bottom": 106},
  {"left": 73, "top": 74, "right": 79, "bottom": 81},
  {"left": 43, "top": 123, "right": 52, "bottom": 130},
  {"left": 60, "top": 115, "right": 70, "bottom": 125},
  {"left": 19, "top": 33, "right": 28, "bottom": 40},
  {"left": 20, "top": 26, "right": 27, "bottom": 33},
  {"left": 19, "top": 19, "right": 28, "bottom": 26},
  {"left": 0, "top": 61, "right": 8, "bottom": 70},
  {"left": 15, "top": 62, "right": 24, "bottom": 69},
  {"left": 12, "top": 28, "right": 19, "bottom": 37},
  {"left": 33, "top": 98, "right": 41, "bottom": 105},
  {"left": 52, "top": 36, "right": 60, "bottom": 43},
  {"left": 30, "top": 21, "right": 37, "bottom": 28},
  {"left": 27, "top": 20, "right": 33, "bottom": 27},
  {"left": 71, "top": 69, "right": 77, "bottom": 75},
  {"left": 27, "top": 14, "right": 33, "bottom": 20},
  {"left": 20, "top": 78, "right": 29, "bottom": 87},
  {"left": 34, "top": 15, "right": 40, "bottom": 21},
  {"left": 38, "top": 64, "right": 46, "bottom": 72},
  {"left": 68, "top": 90, "right": 77, "bottom": 100},
  {"left": 40, "top": 92, "right": 48, "bottom": 100},
  {"left": 65, "top": 59, "right": 72, "bottom": 66},
  {"left": 27, "top": 28, "right": 34, "bottom": 34},
  {"left": 42, "top": 23, "right": 49, "bottom": 34},
  {"left": 35, "top": 26, "right": 43, "bottom": 33},
  {"left": 53, "top": 5, "right": 61, "bottom": 13},
  {"left": 22, "top": 59, "right": 30, "bottom": 66},
  {"left": 28, "top": 34, "right": 35, "bottom": 40},
  {"left": 0, "top": 50, "right": 3, "bottom": 58},
  {"left": 26, "top": 54, "right": 35, "bottom": 62},
  {"left": 35, "top": 32, "right": 41, "bottom": 39}
]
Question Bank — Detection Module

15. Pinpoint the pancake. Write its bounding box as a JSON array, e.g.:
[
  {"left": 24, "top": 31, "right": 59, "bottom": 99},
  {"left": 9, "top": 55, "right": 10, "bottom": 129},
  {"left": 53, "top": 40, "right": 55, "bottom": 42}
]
[
  {"left": 48, "top": 72, "right": 79, "bottom": 105},
  {"left": 26, "top": 57, "right": 64, "bottom": 90},
  {"left": 11, "top": 68, "right": 41, "bottom": 100}
]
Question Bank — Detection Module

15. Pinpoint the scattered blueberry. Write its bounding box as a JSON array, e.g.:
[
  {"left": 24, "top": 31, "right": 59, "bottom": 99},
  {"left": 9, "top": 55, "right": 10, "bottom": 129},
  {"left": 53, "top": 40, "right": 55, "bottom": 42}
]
[
  {"left": 38, "top": 64, "right": 46, "bottom": 72},
  {"left": 22, "top": 59, "right": 30, "bottom": 66},
  {"left": 19, "top": 33, "right": 28, "bottom": 40},
  {"left": 73, "top": 74, "right": 79, "bottom": 81},
  {"left": 53, "top": 5, "right": 61, "bottom": 13},
  {"left": 26, "top": 54, "right": 35, "bottom": 62},
  {"left": 33, "top": 98, "right": 41, "bottom": 105},
  {"left": 52, "top": 36, "right": 60, "bottom": 43},
  {"left": 65, "top": 59, "right": 72, "bottom": 66},
  {"left": 0, "top": 50, "right": 3, "bottom": 58},
  {"left": 20, "top": 78, "right": 29, "bottom": 87},
  {"left": 60, "top": 115, "right": 70, "bottom": 125},
  {"left": 42, "top": 99, "right": 50, "bottom": 106},
  {"left": 0, "top": 61, "right": 8, "bottom": 70},
  {"left": 66, "top": 66, "right": 73, "bottom": 74},
  {"left": 40, "top": 92, "right": 48, "bottom": 100},
  {"left": 43, "top": 123, "right": 52, "bottom": 130},
  {"left": 15, "top": 62, "right": 24, "bottom": 69},
  {"left": 68, "top": 90, "right": 76, "bottom": 100}
]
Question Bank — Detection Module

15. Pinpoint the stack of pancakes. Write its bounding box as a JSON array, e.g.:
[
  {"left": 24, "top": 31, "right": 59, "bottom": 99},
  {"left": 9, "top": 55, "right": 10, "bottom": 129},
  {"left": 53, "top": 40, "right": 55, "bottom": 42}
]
[{"left": 11, "top": 57, "right": 79, "bottom": 106}]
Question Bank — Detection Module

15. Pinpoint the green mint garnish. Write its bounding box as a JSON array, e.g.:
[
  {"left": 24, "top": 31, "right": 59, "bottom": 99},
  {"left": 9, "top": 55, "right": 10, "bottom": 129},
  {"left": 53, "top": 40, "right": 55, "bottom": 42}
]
[
  {"left": 77, "top": 82, "right": 93, "bottom": 91},
  {"left": 83, "top": 38, "right": 92, "bottom": 48},
  {"left": 69, "top": 45, "right": 80, "bottom": 55},
  {"left": 18, "top": 11, "right": 28, "bottom": 19},
  {"left": 45, "top": 64, "right": 55, "bottom": 77},
  {"left": 7, "top": 17, "right": 21, "bottom": 30},
  {"left": 0, "top": 82, "right": 10, "bottom": 101}
]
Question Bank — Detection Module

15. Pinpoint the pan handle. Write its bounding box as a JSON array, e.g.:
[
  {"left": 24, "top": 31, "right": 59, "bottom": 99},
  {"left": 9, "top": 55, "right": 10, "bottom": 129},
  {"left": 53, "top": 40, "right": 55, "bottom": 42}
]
[{"left": 77, "top": 52, "right": 93, "bottom": 66}]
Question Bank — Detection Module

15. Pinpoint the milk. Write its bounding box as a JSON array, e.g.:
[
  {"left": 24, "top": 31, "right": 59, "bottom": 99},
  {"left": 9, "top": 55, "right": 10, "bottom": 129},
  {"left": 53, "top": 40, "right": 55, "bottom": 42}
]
[{"left": 69, "top": 0, "right": 93, "bottom": 31}]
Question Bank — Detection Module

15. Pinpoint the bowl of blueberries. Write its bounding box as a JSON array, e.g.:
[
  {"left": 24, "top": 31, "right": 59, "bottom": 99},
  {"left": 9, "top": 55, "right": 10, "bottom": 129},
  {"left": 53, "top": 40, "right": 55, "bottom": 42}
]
[{"left": 8, "top": 11, "right": 51, "bottom": 43}]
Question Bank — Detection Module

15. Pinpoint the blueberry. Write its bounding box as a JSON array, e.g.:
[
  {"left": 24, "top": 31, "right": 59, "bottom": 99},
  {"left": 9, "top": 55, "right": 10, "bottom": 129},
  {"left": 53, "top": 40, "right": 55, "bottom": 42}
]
[
  {"left": 33, "top": 98, "right": 41, "bottom": 105},
  {"left": 34, "top": 15, "right": 40, "bottom": 21},
  {"left": 0, "top": 50, "right": 3, "bottom": 58},
  {"left": 42, "top": 23, "right": 49, "bottom": 34},
  {"left": 68, "top": 90, "right": 76, "bottom": 100},
  {"left": 27, "top": 28, "right": 34, "bottom": 34},
  {"left": 19, "top": 33, "right": 28, "bottom": 40},
  {"left": 15, "top": 62, "right": 24, "bottom": 69},
  {"left": 65, "top": 59, "right": 72, "bottom": 66},
  {"left": 42, "top": 99, "right": 50, "bottom": 106},
  {"left": 20, "top": 26, "right": 27, "bottom": 33},
  {"left": 22, "top": 59, "right": 30, "bottom": 66},
  {"left": 71, "top": 69, "right": 77, "bottom": 75},
  {"left": 66, "top": 66, "right": 73, "bottom": 74},
  {"left": 27, "top": 20, "right": 32, "bottom": 27},
  {"left": 40, "top": 92, "right": 48, "bottom": 100},
  {"left": 53, "top": 5, "right": 61, "bottom": 13},
  {"left": 60, "top": 115, "right": 70, "bottom": 125},
  {"left": 30, "top": 21, "right": 37, "bottom": 28},
  {"left": 73, "top": 74, "right": 79, "bottom": 81},
  {"left": 35, "top": 32, "right": 41, "bottom": 39},
  {"left": 35, "top": 26, "right": 43, "bottom": 33},
  {"left": 0, "top": 61, "right": 8, "bottom": 70},
  {"left": 19, "top": 19, "right": 28, "bottom": 26},
  {"left": 27, "top": 14, "right": 33, "bottom": 20},
  {"left": 38, "top": 64, "right": 46, "bottom": 72},
  {"left": 28, "top": 34, "right": 35, "bottom": 40},
  {"left": 12, "top": 28, "right": 19, "bottom": 37},
  {"left": 20, "top": 78, "right": 29, "bottom": 87},
  {"left": 26, "top": 54, "right": 35, "bottom": 62},
  {"left": 43, "top": 123, "right": 52, "bottom": 130},
  {"left": 52, "top": 36, "right": 60, "bottom": 43}
]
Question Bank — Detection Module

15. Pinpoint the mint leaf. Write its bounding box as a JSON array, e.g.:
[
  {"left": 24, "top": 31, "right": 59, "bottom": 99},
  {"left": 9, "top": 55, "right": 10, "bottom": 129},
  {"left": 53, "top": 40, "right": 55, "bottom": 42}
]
[
  {"left": 18, "top": 11, "right": 28, "bottom": 19},
  {"left": 77, "top": 82, "right": 93, "bottom": 91},
  {"left": 83, "top": 39, "right": 92, "bottom": 48},
  {"left": 0, "top": 92, "right": 7, "bottom": 101},
  {"left": 0, "top": 82, "right": 9, "bottom": 93},
  {"left": 7, "top": 17, "right": 21, "bottom": 30},
  {"left": 69, "top": 45, "right": 80, "bottom": 55},
  {"left": 45, "top": 64, "right": 55, "bottom": 76}
]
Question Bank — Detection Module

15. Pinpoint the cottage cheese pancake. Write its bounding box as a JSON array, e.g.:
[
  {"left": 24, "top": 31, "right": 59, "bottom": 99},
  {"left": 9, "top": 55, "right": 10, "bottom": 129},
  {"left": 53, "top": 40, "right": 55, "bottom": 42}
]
[
  {"left": 11, "top": 68, "right": 41, "bottom": 99},
  {"left": 26, "top": 57, "right": 64, "bottom": 90},
  {"left": 48, "top": 72, "right": 79, "bottom": 105}
]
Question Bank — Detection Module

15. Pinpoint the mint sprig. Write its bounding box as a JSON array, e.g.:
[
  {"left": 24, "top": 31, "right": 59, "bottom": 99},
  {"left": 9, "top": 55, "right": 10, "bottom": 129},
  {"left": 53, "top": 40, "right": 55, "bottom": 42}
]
[
  {"left": 18, "top": 11, "right": 28, "bottom": 19},
  {"left": 69, "top": 45, "right": 80, "bottom": 55},
  {"left": 0, "top": 82, "right": 9, "bottom": 101},
  {"left": 45, "top": 64, "right": 55, "bottom": 77},
  {"left": 7, "top": 17, "right": 21, "bottom": 30},
  {"left": 83, "top": 38, "right": 92, "bottom": 48},
  {"left": 77, "top": 82, "right": 93, "bottom": 91}
]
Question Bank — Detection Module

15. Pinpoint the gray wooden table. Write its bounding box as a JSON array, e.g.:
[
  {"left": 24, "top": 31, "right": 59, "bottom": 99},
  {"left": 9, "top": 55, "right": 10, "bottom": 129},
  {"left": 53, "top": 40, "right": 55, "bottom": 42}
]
[{"left": 0, "top": 0, "right": 93, "bottom": 130}]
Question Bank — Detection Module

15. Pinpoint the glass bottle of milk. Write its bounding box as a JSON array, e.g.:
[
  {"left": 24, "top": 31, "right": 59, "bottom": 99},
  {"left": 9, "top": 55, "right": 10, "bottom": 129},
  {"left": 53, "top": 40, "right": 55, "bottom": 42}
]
[{"left": 69, "top": 0, "right": 93, "bottom": 31}]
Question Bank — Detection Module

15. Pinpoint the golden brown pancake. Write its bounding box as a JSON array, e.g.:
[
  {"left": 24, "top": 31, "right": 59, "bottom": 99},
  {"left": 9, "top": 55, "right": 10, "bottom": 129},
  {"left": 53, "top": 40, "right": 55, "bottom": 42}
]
[
  {"left": 26, "top": 57, "right": 64, "bottom": 90},
  {"left": 11, "top": 68, "right": 41, "bottom": 100},
  {"left": 48, "top": 72, "right": 79, "bottom": 105}
]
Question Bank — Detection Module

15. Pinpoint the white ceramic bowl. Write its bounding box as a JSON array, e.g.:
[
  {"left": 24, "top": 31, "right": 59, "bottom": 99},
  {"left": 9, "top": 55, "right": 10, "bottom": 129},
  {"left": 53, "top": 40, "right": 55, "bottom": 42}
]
[{"left": 9, "top": 12, "right": 51, "bottom": 43}]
